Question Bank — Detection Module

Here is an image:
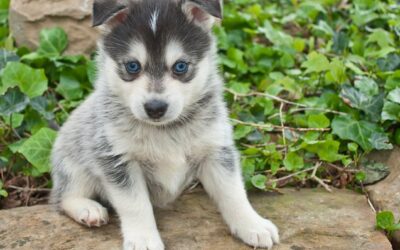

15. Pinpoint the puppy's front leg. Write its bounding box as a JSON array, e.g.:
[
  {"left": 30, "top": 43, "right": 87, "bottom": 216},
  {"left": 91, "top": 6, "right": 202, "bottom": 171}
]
[
  {"left": 199, "top": 146, "right": 279, "bottom": 249},
  {"left": 103, "top": 163, "right": 164, "bottom": 250}
]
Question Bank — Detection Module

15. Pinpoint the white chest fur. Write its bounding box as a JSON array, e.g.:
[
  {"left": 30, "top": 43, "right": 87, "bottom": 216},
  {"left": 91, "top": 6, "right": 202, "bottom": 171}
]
[{"left": 106, "top": 124, "right": 199, "bottom": 206}]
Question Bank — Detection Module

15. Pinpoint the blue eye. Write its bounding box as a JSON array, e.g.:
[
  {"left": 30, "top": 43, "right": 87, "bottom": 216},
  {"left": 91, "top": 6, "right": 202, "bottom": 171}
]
[
  {"left": 125, "top": 61, "right": 141, "bottom": 74},
  {"left": 173, "top": 61, "right": 189, "bottom": 74}
]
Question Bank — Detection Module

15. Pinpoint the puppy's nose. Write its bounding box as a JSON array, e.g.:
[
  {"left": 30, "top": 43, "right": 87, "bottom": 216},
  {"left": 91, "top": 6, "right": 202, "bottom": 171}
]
[{"left": 144, "top": 100, "right": 168, "bottom": 119}]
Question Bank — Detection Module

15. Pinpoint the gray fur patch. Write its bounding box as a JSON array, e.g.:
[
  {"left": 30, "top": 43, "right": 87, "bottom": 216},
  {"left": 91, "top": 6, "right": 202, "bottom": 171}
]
[
  {"left": 217, "top": 146, "right": 238, "bottom": 172},
  {"left": 95, "top": 136, "right": 133, "bottom": 188}
]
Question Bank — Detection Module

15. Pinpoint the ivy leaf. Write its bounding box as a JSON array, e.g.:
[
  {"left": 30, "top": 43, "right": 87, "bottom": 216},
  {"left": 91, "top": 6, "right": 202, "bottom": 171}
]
[
  {"left": 283, "top": 152, "right": 304, "bottom": 171},
  {"left": 30, "top": 96, "right": 55, "bottom": 120},
  {"left": 1, "top": 62, "right": 48, "bottom": 98},
  {"left": 18, "top": 128, "right": 57, "bottom": 174},
  {"left": 87, "top": 60, "right": 97, "bottom": 85},
  {"left": 382, "top": 101, "right": 400, "bottom": 121},
  {"left": 332, "top": 31, "right": 349, "bottom": 53},
  {"left": 304, "top": 139, "right": 345, "bottom": 162},
  {"left": 387, "top": 88, "right": 400, "bottom": 104},
  {"left": 251, "top": 174, "right": 267, "bottom": 190},
  {"left": 259, "top": 20, "right": 293, "bottom": 47},
  {"left": 377, "top": 53, "right": 400, "bottom": 72},
  {"left": 376, "top": 211, "right": 395, "bottom": 230},
  {"left": 385, "top": 74, "right": 400, "bottom": 90},
  {"left": 331, "top": 116, "right": 384, "bottom": 151},
  {"left": 354, "top": 77, "right": 379, "bottom": 96},
  {"left": 0, "top": 49, "right": 19, "bottom": 70},
  {"left": 329, "top": 58, "right": 346, "bottom": 84},
  {"left": 340, "top": 85, "right": 383, "bottom": 121},
  {"left": 369, "top": 133, "right": 393, "bottom": 150},
  {"left": 0, "top": 88, "right": 29, "bottom": 116},
  {"left": 307, "top": 114, "right": 330, "bottom": 128},
  {"left": 2, "top": 113, "right": 24, "bottom": 128},
  {"left": 234, "top": 125, "right": 253, "bottom": 140},
  {"left": 302, "top": 52, "right": 330, "bottom": 74},
  {"left": 367, "top": 29, "right": 394, "bottom": 49},
  {"left": 37, "top": 28, "right": 68, "bottom": 56},
  {"left": 55, "top": 73, "right": 83, "bottom": 101}
]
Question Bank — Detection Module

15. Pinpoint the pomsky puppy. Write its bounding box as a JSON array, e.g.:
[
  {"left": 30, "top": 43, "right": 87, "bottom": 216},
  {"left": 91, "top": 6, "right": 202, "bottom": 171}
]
[{"left": 50, "top": 0, "right": 279, "bottom": 249}]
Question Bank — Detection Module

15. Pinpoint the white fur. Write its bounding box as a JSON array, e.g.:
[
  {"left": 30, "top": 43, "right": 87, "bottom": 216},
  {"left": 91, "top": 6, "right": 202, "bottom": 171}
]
[{"left": 149, "top": 9, "right": 160, "bottom": 34}]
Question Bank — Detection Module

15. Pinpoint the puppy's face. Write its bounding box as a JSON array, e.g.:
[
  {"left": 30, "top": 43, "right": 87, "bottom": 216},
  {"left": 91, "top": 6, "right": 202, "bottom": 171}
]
[{"left": 95, "top": 0, "right": 221, "bottom": 125}]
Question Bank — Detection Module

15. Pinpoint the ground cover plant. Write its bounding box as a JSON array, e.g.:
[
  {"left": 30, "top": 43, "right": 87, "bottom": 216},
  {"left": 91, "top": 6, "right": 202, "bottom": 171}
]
[{"left": 0, "top": 0, "right": 399, "bottom": 219}]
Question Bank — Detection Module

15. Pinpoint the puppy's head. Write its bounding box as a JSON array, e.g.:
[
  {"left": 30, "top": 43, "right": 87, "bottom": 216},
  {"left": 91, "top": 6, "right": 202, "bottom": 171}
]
[{"left": 93, "top": 0, "right": 222, "bottom": 125}]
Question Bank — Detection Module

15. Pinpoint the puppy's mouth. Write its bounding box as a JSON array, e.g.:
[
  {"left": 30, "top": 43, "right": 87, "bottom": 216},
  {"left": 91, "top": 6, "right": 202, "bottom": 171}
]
[{"left": 139, "top": 116, "right": 179, "bottom": 127}]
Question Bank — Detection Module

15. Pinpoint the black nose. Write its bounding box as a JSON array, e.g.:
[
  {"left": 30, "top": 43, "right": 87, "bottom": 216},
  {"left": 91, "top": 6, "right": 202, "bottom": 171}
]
[{"left": 144, "top": 100, "right": 168, "bottom": 119}]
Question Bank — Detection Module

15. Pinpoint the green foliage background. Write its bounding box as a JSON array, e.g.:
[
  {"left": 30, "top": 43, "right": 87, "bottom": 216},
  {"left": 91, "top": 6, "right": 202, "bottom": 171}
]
[{"left": 1, "top": 0, "right": 400, "bottom": 197}]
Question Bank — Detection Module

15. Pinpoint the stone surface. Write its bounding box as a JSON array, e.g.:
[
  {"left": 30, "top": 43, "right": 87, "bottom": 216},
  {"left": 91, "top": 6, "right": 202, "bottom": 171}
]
[
  {"left": 367, "top": 146, "right": 400, "bottom": 248},
  {"left": 9, "top": 0, "right": 99, "bottom": 55},
  {"left": 0, "top": 188, "right": 391, "bottom": 250}
]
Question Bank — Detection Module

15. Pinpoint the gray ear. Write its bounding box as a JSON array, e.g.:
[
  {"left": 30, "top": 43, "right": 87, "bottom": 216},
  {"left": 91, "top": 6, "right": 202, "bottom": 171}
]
[
  {"left": 182, "top": 0, "right": 222, "bottom": 28},
  {"left": 92, "top": 0, "right": 128, "bottom": 27}
]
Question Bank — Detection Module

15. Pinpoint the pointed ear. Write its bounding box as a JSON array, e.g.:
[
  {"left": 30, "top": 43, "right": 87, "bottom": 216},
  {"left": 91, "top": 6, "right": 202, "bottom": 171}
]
[
  {"left": 92, "top": 0, "right": 128, "bottom": 27},
  {"left": 182, "top": 0, "right": 222, "bottom": 29}
]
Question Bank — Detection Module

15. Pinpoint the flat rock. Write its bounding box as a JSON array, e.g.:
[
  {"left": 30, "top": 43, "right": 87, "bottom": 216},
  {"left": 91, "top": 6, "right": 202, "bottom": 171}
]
[
  {"left": 367, "top": 146, "right": 400, "bottom": 248},
  {"left": 0, "top": 188, "right": 391, "bottom": 250},
  {"left": 9, "top": 0, "right": 98, "bottom": 55}
]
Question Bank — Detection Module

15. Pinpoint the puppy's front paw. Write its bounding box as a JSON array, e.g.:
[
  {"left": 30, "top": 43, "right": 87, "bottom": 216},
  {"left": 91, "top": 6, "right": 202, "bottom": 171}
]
[
  {"left": 231, "top": 216, "right": 279, "bottom": 249},
  {"left": 123, "top": 233, "right": 165, "bottom": 250}
]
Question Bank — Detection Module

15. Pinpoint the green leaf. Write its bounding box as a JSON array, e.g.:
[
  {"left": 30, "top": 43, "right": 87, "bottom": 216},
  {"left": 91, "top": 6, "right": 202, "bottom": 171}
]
[
  {"left": 304, "top": 139, "right": 345, "bottom": 162},
  {"left": 251, "top": 174, "right": 267, "bottom": 190},
  {"left": 329, "top": 58, "right": 346, "bottom": 84},
  {"left": 2, "top": 62, "right": 48, "bottom": 98},
  {"left": 367, "top": 29, "right": 394, "bottom": 49},
  {"left": 8, "top": 139, "right": 27, "bottom": 153},
  {"left": 18, "top": 128, "right": 57, "bottom": 174},
  {"left": 30, "top": 96, "right": 55, "bottom": 120},
  {"left": 87, "top": 60, "right": 97, "bottom": 85},
  {"left": 331, "top": 116, "right": 384, "bottom": 151},
  {"left": 387, "top": 88, "right": 400, "bottom": 104},
  {"left": 377, "top": 53, "right": 400, "bottom": 72},
  {"left": 385, "top": 74, "right": 400, "bottom": 90},
  {"left": 348, "top": 143, "right": 359, "bottom": 152},
  {"left": 0, "top": 49, "right": 19, "bottom": 70},
  {"left": 382, "top": 101, "right": 400, "bottom": 121},
  {"left": 340, "top": 85, "right": 383, "bottom": 121},
  {"left": 354, "top": 77, "right": 379, "bottom": 96},
  {"left": 283, "top": 152, "right": 304, "bottom": 171},
  {"left": 56, "top": 73, "right": 83, "bottom": 101},
  {"left": 0, "top": 88, "right": 29, "bottom": 116},
  {"left": 2, "top": 113, "right": 24, "bottom": 128},
  {"left": 307, "top": 114, "right": 330, "bottom": 128},
  {"left": 355, "top": 171, "right": 366, "bottom": 182},
  {"left": 0, "top": 189, "right": 7, "bottom": 198},
  {"left": 37, "top": 28, "right": 68, "bottom": 56},
  {"left": 233, "top": 125, "right": 252, "bottom": 140},
  {"left": 229, "top": 81, "right": 250, "bottom": 94},
  {"left": 332, "top": 31, "right": 349, "bottom": 53},
  {"left": 376, "top": 211, "right": 395, "bottom": 230},
  {"left": 302, "top": 52, "right": 330, "bottom": 74},
  {"left": 369, "top": 133, "right": 393, "bottom": 150},
  {"left": 259, "top": 20, "right": 293, "bottom": 47},
  {"left": 360, "top": 160, "right": 390, "bottom": 185}
]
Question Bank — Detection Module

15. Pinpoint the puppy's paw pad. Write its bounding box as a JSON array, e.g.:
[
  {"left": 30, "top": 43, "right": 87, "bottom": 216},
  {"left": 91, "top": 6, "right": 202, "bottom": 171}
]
[
  {"left": 77, "top": 203, "right": 109, "bottom": 227},
  {"left": 232, "top": 218, "right": 279, "bottom": 249}
]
